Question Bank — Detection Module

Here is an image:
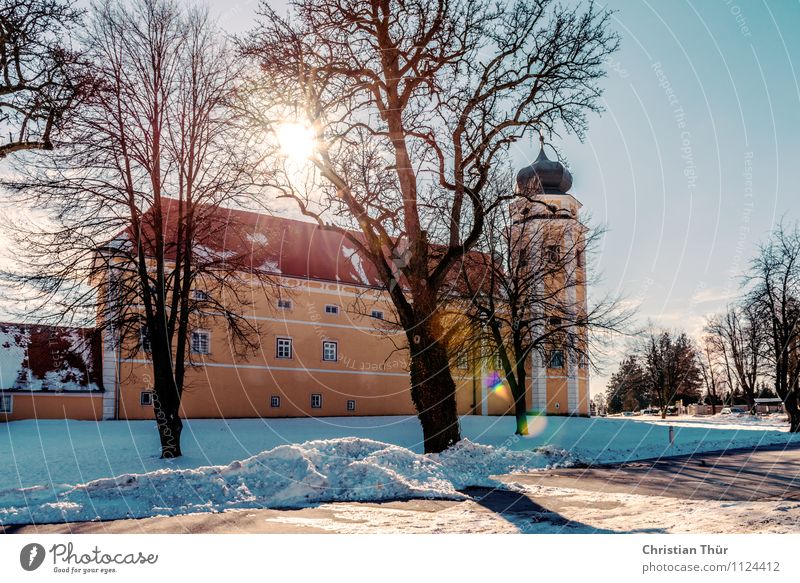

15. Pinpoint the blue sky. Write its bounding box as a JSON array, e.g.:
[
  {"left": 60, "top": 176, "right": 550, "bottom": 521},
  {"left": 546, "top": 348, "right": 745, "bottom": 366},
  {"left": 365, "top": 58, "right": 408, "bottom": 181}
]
[{"left": 205, "top": 0, "right": 800, "bottom": 391}]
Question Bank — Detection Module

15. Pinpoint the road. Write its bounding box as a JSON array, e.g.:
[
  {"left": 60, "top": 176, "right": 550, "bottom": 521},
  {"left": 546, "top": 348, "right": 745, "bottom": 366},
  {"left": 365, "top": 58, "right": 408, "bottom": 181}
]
[{"left": 4, "top": 443, "right": 800, "bottom": 534}]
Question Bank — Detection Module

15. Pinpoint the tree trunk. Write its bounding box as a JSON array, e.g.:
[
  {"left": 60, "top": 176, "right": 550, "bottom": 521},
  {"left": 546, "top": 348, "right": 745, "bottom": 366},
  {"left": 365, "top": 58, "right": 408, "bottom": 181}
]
[
  {"left": 408, "top": 332, "right": 461, "bottom": 454},
  {"left": 744, "top": 391, "right": 756, "bottom": 415},
  {"left": 151, "top": 354, "right": 184, "bottom": 458},
  {"left": 155, "top": 406, "right": 183, "bottom": 458},
  {"left": 513, "top": 392, "right": 529, "bottom": 436},
  {"left": 511, "top": 355, "right": 528, "bottom": 436},
  {"left": 786, "top": 396, "right": 800, "bottom": 433}
]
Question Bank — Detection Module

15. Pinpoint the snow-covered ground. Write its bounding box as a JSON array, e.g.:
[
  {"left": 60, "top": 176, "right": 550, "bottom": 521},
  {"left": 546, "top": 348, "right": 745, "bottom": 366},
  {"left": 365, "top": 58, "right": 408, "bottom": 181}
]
[
  {"left": 1, "top": 414, "right": 797, "bottom": 525},
  {"left": 262, "top": 485, "right": 800, "bottom": 534}
]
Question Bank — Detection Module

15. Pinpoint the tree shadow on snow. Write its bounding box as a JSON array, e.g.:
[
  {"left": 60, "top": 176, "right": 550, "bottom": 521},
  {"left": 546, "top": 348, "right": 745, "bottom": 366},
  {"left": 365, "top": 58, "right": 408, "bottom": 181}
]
[{"left": 461, "top": 487, "right": 664, "bottom": 534}]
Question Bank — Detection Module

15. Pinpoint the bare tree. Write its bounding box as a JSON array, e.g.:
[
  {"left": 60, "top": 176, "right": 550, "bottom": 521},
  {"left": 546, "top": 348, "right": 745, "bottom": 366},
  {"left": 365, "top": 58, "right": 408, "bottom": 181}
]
[
  {"left": 746, "top": 222, "right": 800, "bottom": 431},
  {"left": 0, "top": 0, "right": 84, "bottom": 158},
  {"left": 1, "top": 0, "right": 272, "bottom": 457},
  {"left": 704, "top": 303, "right": 764, "bottom": 414},
  {"left": 241, "top": 0, "right": 619, "bottom": 452},
  {"left": 640, "top": 329, "right": 702, "bottom": 419},
  {"left": 459, "top": 200, "right": 630, "bottom": 434},
  {"left": 698, "top": 334, "right": 726, "bottom": 415}
]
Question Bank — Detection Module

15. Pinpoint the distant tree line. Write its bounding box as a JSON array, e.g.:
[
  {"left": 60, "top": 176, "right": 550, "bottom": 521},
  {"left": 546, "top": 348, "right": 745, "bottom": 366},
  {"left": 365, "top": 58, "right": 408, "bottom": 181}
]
[{"left": 606, "top": 222, "right": 800, "bottom": 431}]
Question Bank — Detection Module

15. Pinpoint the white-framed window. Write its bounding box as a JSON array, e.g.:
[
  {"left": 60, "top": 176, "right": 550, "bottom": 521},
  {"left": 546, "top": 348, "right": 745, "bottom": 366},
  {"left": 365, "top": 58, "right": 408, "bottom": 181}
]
[
  {"left": 277, "top": 298, "right": 292, "bottom": 310},
  {"left": 311, "top": 393, "right": 322, "bottom": 409},
  {"left": 456, "top": 352, "right": 468, "bottom": 369},
  {"left": 549, "top": 349, "right": 564, "bottom": 369},
  {"left": 270, "top": 395, "right": 281, "bottom": 408},
  {"left": 191, "top": 330, "right": 210, "bottom": 355},
  {"left": 324, "top": 304, "right": 339, "bottom": 315},
  {"left": 140, "top": 325, "right": 151, "bottom": 353},
  {"left": 494, "top": 352, "right": 503, "bottom": 369},
  {"left": 578, "top": 353, "right": 589, "bottom": 369},
  {"left": 192, "top": 289, "right": 209, "bottom": 301},
  {"left": 371, "top": 309, "right": 384, "bottom": 320},
  {"left": 0, "top": 395, "right": 12, "bottom": 414},
  {"left": 276, "top": 337, "right": 293, "bottom": 359},
  {"left": 347, "top": 399, "right": 356, "bottom": 412},
  {"left": 140, "top": 391, "right": 153, "bottom": 406},
  {"left": 322, "top": 340, "right": 338, "bottom": 362}
]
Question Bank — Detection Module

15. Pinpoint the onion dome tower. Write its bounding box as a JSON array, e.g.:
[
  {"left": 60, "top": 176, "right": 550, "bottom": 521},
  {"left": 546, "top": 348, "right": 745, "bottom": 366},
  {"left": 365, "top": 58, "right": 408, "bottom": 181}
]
[
  {"left": 511, "top": 133, "right": 590, "bottom": 418},
  {"left": 515, "top": 134, "right": 573, "bottom": 196}
]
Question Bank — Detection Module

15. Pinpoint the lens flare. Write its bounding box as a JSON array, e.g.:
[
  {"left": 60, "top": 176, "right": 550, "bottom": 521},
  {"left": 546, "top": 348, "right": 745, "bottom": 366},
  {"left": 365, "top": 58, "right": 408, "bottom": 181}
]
[{"left": 524, "top": 413, "right": 548, "bottom": 437}]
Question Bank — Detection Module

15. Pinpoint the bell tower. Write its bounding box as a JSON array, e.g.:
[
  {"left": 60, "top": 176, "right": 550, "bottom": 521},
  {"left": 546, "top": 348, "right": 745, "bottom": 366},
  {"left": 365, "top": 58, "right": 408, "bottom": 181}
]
[{"left": 512, "top": 136, "right": 590, "bottom": 416}]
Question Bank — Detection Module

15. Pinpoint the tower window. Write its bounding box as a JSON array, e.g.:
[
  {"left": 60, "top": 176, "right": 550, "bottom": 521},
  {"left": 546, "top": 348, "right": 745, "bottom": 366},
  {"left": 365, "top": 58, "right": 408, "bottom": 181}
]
[
  {"left": 191, "top": 330, "right": 210, "bottom": 354},
  {"left": 347, "top": 399, "right": 356, "bottom": 412},
  {"left": 324, "top": 304, "right": 339, "bottom": 315},
  {"left": 546, "top": 245, "right": 561, "bottom": 263},
  {"left": 371, "top": 309, "right": 384, "bottom": 320},
  {"left": 140, "top": 391, "right": 153, "bottom": 406},
  {"left": 192, "top": 289, "right": 209, "bottom": 301},
  {"left": 311, "top": 393, "right": 323, "bottom": 409},
  {"left": 277, "top": 298, "right": 292, "bottom": 310},
  {"left": 276, "top": 337, "right": 293, "bottom": 359},
  {"left": 549, "top": 350, "right": 564, "bottom": 369},
  {"left": 456, "top": 352, "right": 468, "bottom": 369},
  {"left": 270, "top": 395, "right": 281, "bottom": 408}
]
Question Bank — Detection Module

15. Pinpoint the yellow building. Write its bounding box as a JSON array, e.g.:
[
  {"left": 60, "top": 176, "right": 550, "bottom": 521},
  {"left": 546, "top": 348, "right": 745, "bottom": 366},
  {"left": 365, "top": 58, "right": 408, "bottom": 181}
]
[{"left": 1, "top": 148, "right": 590, "bottom": 422}]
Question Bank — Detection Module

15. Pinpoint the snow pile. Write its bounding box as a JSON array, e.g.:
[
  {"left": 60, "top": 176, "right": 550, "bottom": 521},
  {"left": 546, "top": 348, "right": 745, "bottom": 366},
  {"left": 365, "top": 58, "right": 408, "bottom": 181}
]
[
  {"left": 0, "top": 437, "right": 570, "bottom": 525},
  {"left": 430, "top": 440, "right": 576, "bottom": 487}
]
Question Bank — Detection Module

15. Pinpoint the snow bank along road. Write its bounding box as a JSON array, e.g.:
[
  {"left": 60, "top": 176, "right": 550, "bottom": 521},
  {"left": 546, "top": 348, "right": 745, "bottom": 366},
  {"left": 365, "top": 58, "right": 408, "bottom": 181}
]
[
  {"left": 1, "top": 414, "right": 798, "bottom": 528},
  {"left": 5, "top": 444, "right": 800, "bottom": 534}
]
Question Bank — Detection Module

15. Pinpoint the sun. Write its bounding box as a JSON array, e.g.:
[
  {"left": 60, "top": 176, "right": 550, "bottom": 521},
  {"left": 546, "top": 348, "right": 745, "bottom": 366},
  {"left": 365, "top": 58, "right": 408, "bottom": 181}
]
[{"left": 276, "top": 122, "right": 316, "bottom": 162}]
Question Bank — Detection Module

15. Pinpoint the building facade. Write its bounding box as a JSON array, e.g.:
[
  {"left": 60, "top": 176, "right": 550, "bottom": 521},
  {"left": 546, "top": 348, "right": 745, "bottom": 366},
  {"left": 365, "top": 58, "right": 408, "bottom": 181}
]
[{"left": 1, "top": 149, "right": 590, "bottom": 422}]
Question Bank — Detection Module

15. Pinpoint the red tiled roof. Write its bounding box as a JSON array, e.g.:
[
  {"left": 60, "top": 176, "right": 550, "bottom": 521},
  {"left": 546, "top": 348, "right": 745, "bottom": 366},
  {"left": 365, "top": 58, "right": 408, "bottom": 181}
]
[
  {"left": 121, "top": 198, "right": 493, "bottom": 293},
  {"left": 124, "top": 198, "right": 384, "bottom": 287}
]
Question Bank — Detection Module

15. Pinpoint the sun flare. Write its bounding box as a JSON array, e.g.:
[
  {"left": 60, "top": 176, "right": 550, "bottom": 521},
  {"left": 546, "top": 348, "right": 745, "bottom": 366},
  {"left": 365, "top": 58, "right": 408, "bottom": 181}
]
[{"left": 276, "top": 122, "right": 316, "bottom": 162}]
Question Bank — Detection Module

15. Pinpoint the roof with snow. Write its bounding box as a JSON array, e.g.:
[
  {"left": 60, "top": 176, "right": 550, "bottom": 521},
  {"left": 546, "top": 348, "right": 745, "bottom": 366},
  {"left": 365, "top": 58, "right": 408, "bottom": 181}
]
[
  {"left": 0, "top": 323, "right": 102, "bottom": 392},
  {"left": 118, "top": 198, "right": 384, "bottom": 287}
]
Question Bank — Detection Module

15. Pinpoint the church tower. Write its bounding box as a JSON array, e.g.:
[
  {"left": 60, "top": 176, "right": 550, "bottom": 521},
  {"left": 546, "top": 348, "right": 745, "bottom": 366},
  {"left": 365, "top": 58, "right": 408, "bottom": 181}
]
[{"left": 512, "top": 137, "right": 590, "bottom": 416}]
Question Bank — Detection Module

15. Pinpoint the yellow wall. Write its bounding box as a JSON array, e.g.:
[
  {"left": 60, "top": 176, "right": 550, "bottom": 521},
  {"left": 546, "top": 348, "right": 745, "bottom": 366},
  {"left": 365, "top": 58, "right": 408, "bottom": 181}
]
[
  {"left": 106, "top": 192, "right": 592, "bottom": 422},
  {"left": 0, "top": 392, "right": 104, "bottom": 422}
]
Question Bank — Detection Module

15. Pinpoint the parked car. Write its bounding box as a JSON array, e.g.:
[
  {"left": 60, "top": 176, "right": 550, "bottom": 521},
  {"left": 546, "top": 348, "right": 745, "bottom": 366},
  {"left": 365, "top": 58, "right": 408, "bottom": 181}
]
[
  {"left": 721, "top": 406, "right": 747, "bottom": 415},
  {"left": 642, "top": 407, "right": 659, "bottom": 415},
  {"left": 666, "top": 406, "right": 679, "bottom": 416}
]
